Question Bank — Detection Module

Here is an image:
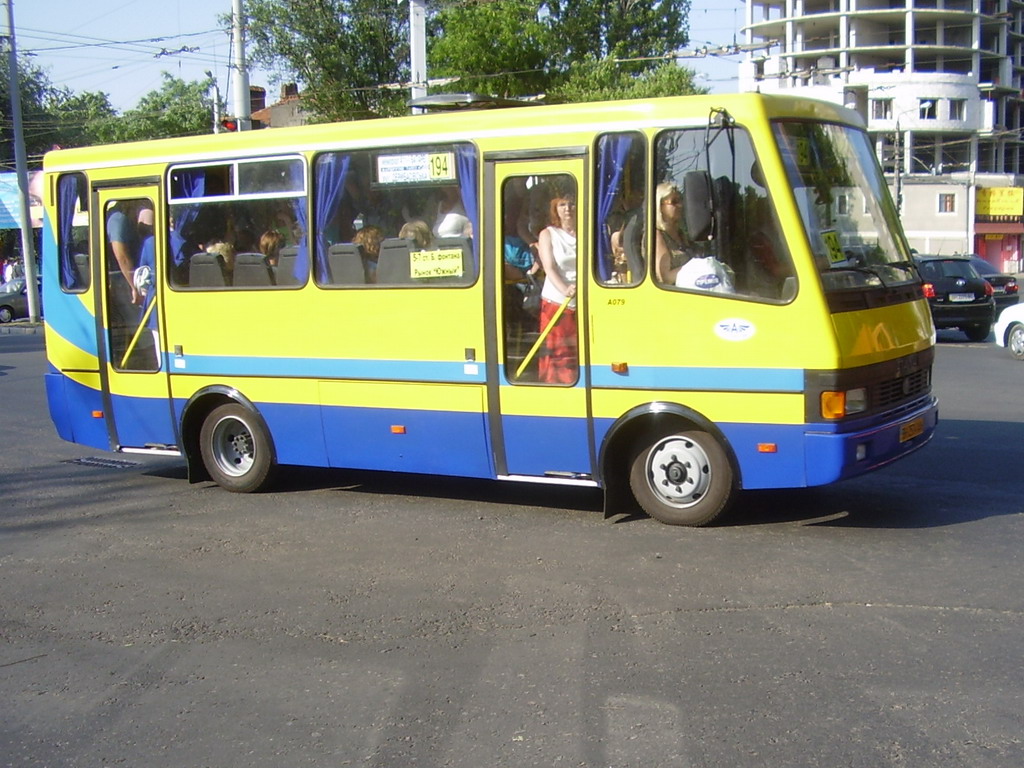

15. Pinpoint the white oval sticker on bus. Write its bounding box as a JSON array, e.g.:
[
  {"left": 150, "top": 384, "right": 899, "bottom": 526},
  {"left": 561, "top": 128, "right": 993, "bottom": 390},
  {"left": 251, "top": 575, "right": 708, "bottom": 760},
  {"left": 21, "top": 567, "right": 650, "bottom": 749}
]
[{"left": 715, "top": 319, "right": 756, "bottom": 341}]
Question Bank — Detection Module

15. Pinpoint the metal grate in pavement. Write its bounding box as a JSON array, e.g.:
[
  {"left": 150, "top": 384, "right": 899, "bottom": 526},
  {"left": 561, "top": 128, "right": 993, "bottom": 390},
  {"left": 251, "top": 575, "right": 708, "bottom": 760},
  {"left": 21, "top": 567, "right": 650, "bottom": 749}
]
[{"left": 63, "top": 457, "right": 142, "bottom": 469}]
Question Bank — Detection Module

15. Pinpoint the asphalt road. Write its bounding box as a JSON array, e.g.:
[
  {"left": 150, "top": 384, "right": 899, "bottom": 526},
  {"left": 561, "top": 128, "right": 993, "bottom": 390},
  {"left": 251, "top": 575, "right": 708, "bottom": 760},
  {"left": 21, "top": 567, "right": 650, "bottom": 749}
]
[{"left": 1, "top": 330, "right": 1021, "bottom": 767}]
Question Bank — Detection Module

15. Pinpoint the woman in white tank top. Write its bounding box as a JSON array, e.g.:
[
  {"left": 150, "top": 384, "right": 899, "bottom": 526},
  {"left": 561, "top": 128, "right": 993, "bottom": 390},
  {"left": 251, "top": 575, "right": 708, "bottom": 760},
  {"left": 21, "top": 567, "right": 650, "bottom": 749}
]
[{"left": 536, "top": 193, "right": 578, "bottom": 384}]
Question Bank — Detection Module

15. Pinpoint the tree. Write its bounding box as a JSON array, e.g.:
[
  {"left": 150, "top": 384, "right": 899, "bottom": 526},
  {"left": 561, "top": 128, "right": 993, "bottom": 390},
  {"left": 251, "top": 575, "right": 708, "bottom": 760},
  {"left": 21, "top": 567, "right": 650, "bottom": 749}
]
[
  {"left": 45, "top": 89, "right": 118, "bottom": 148},
  {"left": 428, "top": 0, "right": 701, "bottom": 104},
  {"left": 0, "top": 54, "right": 60, "bottom": 166},
  {"left": 429, "top": 0, "right": 552, "bottom": 99},
  {"left": 243, "top": 0, "right": 702, "bottom": 120},
  {"left": 552, "top": 57, "right": 707, "bottom": 104},
  {"left": 245, "top": 0, "right": 409, "bottom": 121},
  {"left": 102, "top": 74, "right": 218, "bottom": 143}
]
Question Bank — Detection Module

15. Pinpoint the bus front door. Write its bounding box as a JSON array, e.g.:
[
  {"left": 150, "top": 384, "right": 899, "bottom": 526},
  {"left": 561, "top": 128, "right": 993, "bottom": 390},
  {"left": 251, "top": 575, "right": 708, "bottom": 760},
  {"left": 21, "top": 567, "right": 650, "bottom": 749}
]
[
  {"left": 94, "top": 185, "right": 177, "bottom": 451},
  {"left": 485, "top": 157, "right": 595, "bottom": 480}
]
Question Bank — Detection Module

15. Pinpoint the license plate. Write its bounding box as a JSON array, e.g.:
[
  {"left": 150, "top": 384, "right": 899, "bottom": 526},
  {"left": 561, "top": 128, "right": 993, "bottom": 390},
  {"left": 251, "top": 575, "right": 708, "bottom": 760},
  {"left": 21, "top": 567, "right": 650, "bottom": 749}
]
[
  {"left": 993, "top": 286, "right": 1006, "bottom": 294},
  {"left": 899, "top": 417, "right": 924, "bottom": 443},
  {"left": 949, "top": 292, "right": 975, "bottom": 302}
]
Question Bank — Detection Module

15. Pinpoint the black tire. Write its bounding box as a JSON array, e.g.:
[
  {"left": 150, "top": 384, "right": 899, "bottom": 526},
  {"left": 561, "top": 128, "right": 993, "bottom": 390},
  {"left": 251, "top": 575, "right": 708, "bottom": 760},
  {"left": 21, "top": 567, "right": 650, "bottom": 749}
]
[
  {"left": 963, "top": 323, "right": 991, "bottom": 343},
  {"left": 628, "top": 429, "right": 734, "bottom": 526},
  {"left": 1007, "top": 323, "right": 1024, "bottom": 361},
  {"left": 199, "top": 402, "right": 276, "bottom": 493},
  {"left": 0, "top": 305, "right": 13, "bottom": 323}
]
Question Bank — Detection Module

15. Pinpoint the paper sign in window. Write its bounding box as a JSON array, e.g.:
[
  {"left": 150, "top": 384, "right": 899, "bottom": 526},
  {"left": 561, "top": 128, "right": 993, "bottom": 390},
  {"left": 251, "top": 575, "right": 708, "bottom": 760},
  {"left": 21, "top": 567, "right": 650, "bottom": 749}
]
[{"left": 410, "top": 248, "right": 464, "bottom": 279}]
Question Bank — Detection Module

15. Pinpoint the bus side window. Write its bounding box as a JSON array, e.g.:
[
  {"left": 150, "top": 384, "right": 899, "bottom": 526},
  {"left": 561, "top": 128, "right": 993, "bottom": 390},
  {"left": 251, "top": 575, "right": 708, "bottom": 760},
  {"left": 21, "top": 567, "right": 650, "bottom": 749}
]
[
  {"left": 594, "top": 132, "right": 646, "bottom": 287},
  {"left": 57, "top": 173, "right": 90, "bottom": 292},
  {"left": 654, "top": 128, "right": 795, "bottom": 302}
]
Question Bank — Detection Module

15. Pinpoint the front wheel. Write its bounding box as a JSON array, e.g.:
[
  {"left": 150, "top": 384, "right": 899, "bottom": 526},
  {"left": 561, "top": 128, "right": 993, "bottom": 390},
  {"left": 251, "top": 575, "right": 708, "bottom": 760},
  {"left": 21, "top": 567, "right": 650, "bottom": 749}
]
[
  {"left": 629, "top": 429, "right": 734, "bottom": 526},
  {"left": 0, "top": 305, "right": 13, "bottom": 323},
  {"left": 1007, "top": 323, "right": 1024, "bottom": 361},
  {"left": 199, "top": 403, "right": 276, "bottom": 492},
  {"left": 963, "top": 323, "right": 991, "bottom": 343}
]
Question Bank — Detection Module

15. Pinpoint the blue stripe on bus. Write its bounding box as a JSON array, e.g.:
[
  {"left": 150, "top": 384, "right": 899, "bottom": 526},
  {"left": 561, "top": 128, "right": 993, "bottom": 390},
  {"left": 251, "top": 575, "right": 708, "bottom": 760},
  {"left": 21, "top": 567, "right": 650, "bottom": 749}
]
[
  {"left": 173, "top": 354, "right": 488, "bottom": 383},
  {"left": 589, "top": 365, "right": 805, "bottom": 392}
]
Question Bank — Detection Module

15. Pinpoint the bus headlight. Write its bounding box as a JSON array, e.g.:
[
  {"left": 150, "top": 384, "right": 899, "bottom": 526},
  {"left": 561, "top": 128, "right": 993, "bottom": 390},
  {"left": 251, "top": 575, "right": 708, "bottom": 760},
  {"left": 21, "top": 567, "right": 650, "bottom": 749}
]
[{"left": 820, "top": 387, "right": 867, "bottom": 419}]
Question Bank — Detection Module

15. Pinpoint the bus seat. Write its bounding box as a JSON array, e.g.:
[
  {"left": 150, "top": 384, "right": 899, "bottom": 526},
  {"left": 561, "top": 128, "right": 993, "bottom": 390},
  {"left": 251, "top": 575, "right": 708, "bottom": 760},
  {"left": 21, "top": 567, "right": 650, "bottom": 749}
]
[
  {"left": 376, "top": 238, "right": 413, "bottom": 285},
  {"left": 72, "top": 252, "right": 90, "bottom": 290},
  {"left": 327, "top": 243, "right": 367, "bottom": 284},
  {"left": 232, "top": 252, "right": 275, "bottom": 286},
  {"left": 189, "top": 252, "right": 227, "bottom": 287},
  {"left": 276, "top": 246, "right": 300, "bottom": 286}
]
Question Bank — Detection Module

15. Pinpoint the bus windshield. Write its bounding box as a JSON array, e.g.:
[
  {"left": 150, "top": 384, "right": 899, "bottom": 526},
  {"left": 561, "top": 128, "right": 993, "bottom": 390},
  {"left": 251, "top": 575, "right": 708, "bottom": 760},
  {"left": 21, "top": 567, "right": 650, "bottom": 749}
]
[{"left": 773, "top": 120, "right": 917, "bottom": 291}]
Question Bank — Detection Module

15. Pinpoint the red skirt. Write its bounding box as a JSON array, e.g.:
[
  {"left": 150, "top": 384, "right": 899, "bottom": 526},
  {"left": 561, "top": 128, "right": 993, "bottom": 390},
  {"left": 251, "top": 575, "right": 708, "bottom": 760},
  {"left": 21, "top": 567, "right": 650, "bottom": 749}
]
[{"left": 537, "top": 298, "right": 578, "bottom": 384}]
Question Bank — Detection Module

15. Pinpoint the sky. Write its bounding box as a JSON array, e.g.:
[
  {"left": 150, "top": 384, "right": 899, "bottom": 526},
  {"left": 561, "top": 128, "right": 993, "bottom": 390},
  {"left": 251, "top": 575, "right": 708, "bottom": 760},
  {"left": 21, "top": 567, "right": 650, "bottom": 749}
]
[{"left": 16, "top": 0, "right": 747, "bottom": 114}]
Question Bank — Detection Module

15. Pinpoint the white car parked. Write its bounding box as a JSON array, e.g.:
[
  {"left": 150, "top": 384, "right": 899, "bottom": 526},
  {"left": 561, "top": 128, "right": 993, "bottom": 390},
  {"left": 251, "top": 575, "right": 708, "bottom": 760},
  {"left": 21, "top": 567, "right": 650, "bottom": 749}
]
[{"left": 995, "top": 302, "right": 1024, "bottom": 360}]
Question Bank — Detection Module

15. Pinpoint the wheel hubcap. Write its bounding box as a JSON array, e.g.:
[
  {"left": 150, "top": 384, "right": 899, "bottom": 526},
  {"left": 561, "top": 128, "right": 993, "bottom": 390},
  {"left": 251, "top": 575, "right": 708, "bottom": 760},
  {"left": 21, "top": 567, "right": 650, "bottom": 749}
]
[
  {"left": 211, "top": 416, "right": 255, "bottom": 477},
  {"left": 645, "top": 436, "right": 712, "bottom": 508},
  {"left": 1010, "top": 327, "right": 1024, "bottom": 357}
]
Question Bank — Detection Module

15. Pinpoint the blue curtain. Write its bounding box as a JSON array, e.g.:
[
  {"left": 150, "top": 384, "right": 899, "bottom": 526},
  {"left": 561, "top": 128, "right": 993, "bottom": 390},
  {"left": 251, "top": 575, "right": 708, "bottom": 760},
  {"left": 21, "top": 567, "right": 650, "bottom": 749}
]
[
  {"left": 289, "top": 162, "right": 310, "bottom": 283},
  {"left": 314, "top": 153, "right": 350, "bottom": 283},
  {"left": 596, "top": 135, "right": 633, "bottom": 282},
  {"left": 454, "top": 144, "right": 479, "bottom": 268},
  {"left": 57, "top": 175, "right": 80, "bottom": 289},
  {"left": 171, "top": 169, "right": 205, "bottom": 267}
]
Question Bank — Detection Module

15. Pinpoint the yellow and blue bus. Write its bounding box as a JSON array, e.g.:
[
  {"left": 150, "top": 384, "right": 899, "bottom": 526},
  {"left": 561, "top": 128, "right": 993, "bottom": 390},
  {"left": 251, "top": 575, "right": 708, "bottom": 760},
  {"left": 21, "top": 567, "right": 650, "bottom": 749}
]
[{"left": 41, "top": 93, "right": 937, "bottom": 526}]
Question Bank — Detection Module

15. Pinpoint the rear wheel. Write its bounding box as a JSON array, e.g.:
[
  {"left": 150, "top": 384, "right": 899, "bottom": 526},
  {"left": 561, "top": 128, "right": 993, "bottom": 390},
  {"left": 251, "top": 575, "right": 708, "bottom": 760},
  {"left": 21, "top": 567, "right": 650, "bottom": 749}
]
[
  {"left": 199, "top": 403, "right": 276, "bottom": 492},
  {"left": 1007, "top": 323, "right": 1024, "bottom": 361},
  {"left": 963, "top": 323, "right": 991, "bottom": 343},
  {"left": 628, "top": 429, "right": 734, "bottom": 526}
]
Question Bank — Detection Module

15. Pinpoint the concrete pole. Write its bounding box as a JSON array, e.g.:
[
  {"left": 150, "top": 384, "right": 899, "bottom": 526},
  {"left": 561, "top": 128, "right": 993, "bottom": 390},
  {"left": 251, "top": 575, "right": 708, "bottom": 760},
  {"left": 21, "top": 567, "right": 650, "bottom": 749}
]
[
  {"left": 230, "top": 0, "right": 251, "bottom": 130},
  {"left": 3, "top": 0, "right": 39, "bottom": 321},
  {"left": 409, "top": 0, "right": 427, "bottom": 113}
]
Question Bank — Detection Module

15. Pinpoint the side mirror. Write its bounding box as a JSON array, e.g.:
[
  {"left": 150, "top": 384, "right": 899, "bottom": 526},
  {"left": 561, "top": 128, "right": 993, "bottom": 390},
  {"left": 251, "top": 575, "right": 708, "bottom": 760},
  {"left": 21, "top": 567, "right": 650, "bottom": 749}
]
[{"left": 683, "top": 171, "right": 714, "bottom": 241}]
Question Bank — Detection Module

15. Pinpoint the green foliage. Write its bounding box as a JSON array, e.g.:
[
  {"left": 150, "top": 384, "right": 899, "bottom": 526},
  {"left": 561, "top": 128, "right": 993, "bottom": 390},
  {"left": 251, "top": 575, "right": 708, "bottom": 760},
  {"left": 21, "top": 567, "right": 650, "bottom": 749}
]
[
  {"left": 45, "top": 89, "right": 119, "bottom": 148},
  {"left": 429, "top": 0, "right": 552, "bottom": 98},
  {"left": 551, "top": 57, "right": 708, "bottom": 104},
  {"left": 544, "top": 0, "right": 691, "bottom": 70},
  {"left": 0, "top": 55, "right": 62, "bottom": 165},
  {"left": 101, "top": 74, "right": 217, "bottom": 143},
  {"left": 428, "top": 0, "right": 699, "bottom": 105},
  {"left": 245, "top": 0, "right": 409, "bottom": 121}
]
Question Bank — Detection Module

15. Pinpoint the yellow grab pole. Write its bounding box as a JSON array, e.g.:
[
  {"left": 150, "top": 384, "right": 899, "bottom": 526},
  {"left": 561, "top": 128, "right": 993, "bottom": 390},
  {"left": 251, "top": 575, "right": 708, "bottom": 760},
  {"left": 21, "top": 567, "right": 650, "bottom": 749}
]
[
  {"left": 515, "top": 294, "right": 572, "bottom": 378},
  {"left": 119, "top": 297, "right": 158, "bottom": 369}
]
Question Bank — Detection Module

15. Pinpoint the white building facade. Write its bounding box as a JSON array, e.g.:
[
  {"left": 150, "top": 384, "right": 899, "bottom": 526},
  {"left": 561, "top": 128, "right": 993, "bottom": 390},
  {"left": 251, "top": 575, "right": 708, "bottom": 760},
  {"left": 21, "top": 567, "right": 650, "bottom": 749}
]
[{"left": 739, "top": 0, "right": 1024, "bottom": 270}]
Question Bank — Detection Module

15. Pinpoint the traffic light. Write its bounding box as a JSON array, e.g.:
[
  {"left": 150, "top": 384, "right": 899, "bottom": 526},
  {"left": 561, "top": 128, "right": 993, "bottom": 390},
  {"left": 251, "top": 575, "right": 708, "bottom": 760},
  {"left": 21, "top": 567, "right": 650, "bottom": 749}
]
[{"left": 220, "top": 118, "right": 239, "bottom": 132}]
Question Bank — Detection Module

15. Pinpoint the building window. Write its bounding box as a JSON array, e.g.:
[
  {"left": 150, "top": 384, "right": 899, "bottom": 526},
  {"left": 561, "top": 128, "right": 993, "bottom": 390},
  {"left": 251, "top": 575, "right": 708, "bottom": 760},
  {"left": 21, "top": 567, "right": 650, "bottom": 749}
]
[
  {"left": 920, "top": 99, "right": 937, "bottom": 119},
  {"left": 938, "top": 193, "right": 956, "bottom": 213},
  {"left": 948, "top": 99, "right": 966, "bottom": 121},
  {"left": 871, "top": 98, "right": 893, "bottom": 120}
]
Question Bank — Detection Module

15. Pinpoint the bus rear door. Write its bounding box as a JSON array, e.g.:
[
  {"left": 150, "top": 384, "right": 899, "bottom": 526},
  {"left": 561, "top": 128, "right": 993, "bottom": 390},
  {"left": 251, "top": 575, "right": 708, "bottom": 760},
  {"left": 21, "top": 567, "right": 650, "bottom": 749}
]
[
  {"left": 94, "top": 183, "right": 177, "bottom": 451},
  {"left": 485, "top": 155, "right": 595, "bottom": 481}
]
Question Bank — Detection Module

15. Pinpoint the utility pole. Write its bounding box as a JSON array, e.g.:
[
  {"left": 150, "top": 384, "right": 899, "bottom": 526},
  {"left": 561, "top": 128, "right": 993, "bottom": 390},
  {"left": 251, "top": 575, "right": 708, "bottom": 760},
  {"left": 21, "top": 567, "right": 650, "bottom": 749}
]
[
  {"left": 3, "top": 0, "right": 39, "bottom": 321},
  {"left": 207, "top": 70, "right": 222, "bottom": 133},
  {"left": 409, "top": 0, "right": 427, "bottom": 113},
  {"left": 230, "top": 0, "right": 251, "bottom": 130}
]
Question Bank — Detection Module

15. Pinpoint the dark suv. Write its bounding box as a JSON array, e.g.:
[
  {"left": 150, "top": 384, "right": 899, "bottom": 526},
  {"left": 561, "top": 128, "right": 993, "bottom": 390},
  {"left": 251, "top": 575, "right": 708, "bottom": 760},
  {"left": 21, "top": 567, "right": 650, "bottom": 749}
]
[{"left": 914, "top": 255, "right": 995, "bottom": 342}]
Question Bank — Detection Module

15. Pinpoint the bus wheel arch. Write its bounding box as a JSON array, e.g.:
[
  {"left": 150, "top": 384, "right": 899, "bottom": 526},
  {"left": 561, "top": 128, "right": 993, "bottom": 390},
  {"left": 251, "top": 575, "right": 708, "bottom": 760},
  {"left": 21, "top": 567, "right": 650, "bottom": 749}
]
[
  {"left": 181, "top": 387, "right": 277, "bottom": 492},
  {"left": 600, "top": 403, "right": 740, "bottom": 526}
]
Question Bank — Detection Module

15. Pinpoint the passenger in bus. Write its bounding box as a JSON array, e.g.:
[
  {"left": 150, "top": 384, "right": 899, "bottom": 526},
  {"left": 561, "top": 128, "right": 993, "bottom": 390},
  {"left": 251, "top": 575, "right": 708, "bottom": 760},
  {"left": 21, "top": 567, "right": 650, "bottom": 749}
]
[
  {"left": 353, "top": 225, "right": 383, "bottom": 283},
  {"left": 399, "top": 220, "right": 433, "bottom": 250},
  {"left": 537, "top": 193, "right": 578, "bottom": 384},
  {"left": 106, "top": 200, "right": 142, "bottom": 306},
  {"left": 654, "top": 182, "right": 692, "bottom": 284},
  {"left": 431, "top": 185, "right": 469, "bottom": 238},
  {"left": 502, "top": 178, "right": 540, "bottom": 282},
  {"left": 205, "top": 240, "right": 236, "bottom": 281},
  {"left": 259, "top": 230, "right": 283, "bottom": 267}
]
